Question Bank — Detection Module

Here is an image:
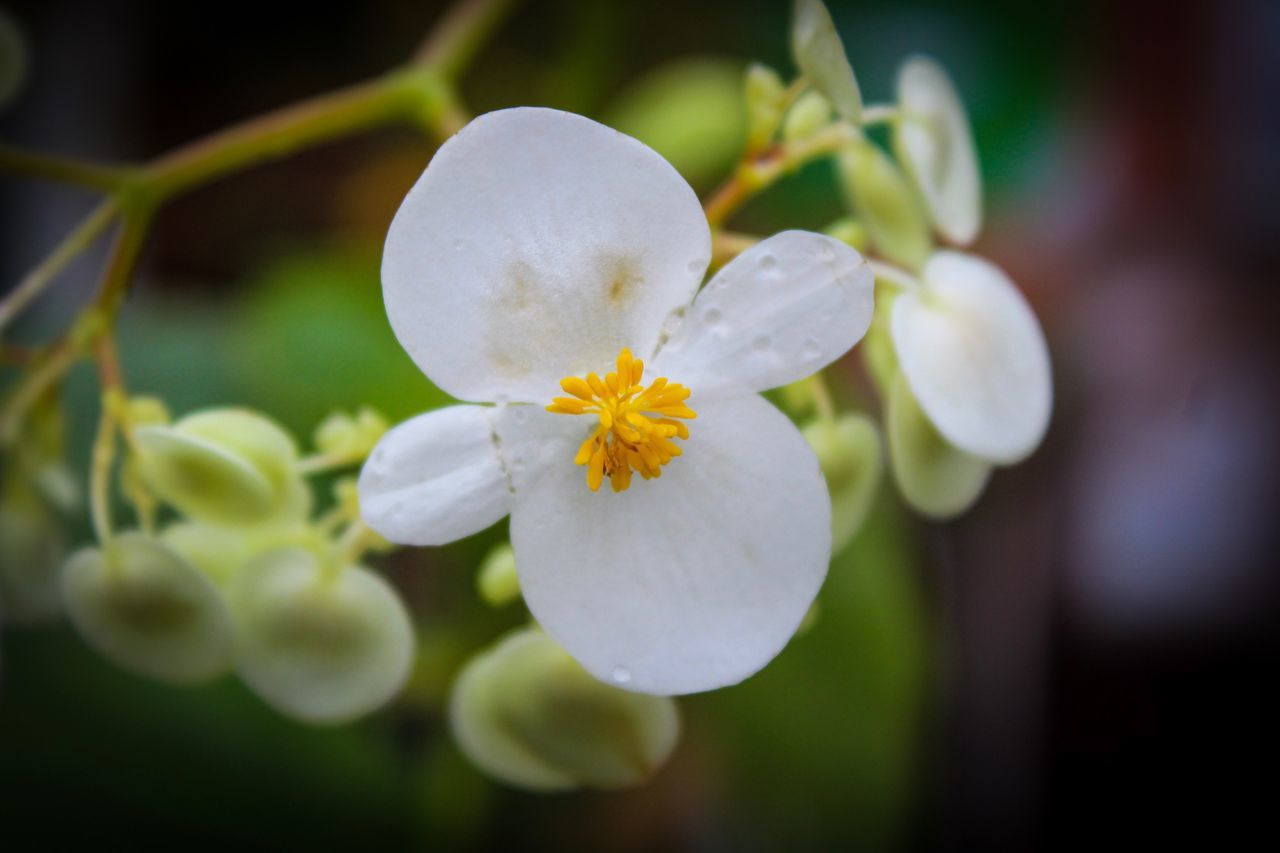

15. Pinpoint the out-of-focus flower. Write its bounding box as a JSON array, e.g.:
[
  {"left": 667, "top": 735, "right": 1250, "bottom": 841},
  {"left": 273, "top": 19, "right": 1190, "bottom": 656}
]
[
  {"left": 744, "top": 62, "right": 787, "bottom": 152},
  {"left": 790, "top": 0, "right": 861, "bottom": 123},
  {"left": 60, "top": 532, "right": 234, "bottom": 683},
  {"left": 782, "top": 90, "right": 832, "bottom": 142},
  {"left": 476, "top": 542, "right": 520, "bottom": 608},
  {"left": 134, "top": 408, "right": 307, "bottom": 525},
  {"left": 227, "top": 547, "right": 414, "bottom": 724},
  {"left": 883, "top": 252, "right": 1051, "bottom": 517},
  {"left": 360, "top": 107, "right": 874, "bottom": 695},
  {"left": 450, "top": 627, "right": 679, "bottom": 791},
  {"left": 893, "top": 57, "right": 982, "bottom": 245}
]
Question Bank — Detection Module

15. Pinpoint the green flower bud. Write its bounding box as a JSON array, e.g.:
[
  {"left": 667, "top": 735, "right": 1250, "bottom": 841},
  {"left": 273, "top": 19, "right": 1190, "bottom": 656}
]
[
  {"left": 133, "top": 408, "right": 304, "bottom": 525},
  {"left": 823, "top": 216, "right": 869, "bottom": 252},
  {"left": 450, "top": 627, "right": 680, "bottom": 791},
  {"left": 313, "top": 406, "right": 388, "bottom": 461},
  {"left": 744, "top": 62, "right": 787, "bottom": 151},
  {"left": 836, "top": 140, "right": 932, "bottom": 270},
  {"left": 886, "top": 373, "right": 990, "bottom": 519},
  {"left": 228, "top": 547, "right": 414, "bottom": 724},
  {"left": 161, "top": 522, "right": 255, "bottom": 587},
  {"left": 476, "top": 543, "right": 520, "bottom": 607},
  {"left": 782, "top": 89, "right": 832, "bottom": 143},
  {"left": 60, "top": 532, "right": 233, "bottom": 683},
  {"left": 790, "top": 0, "right": 861, "bottom": 124},
  {"left": 0, "top": 504, "right": 64, "bottom": 626},
  {"left": 126, "top": 396, "right": 170, "bottom": 428},
  {"left": 803, "top": 414, "right": 883, "bottom": 553}
]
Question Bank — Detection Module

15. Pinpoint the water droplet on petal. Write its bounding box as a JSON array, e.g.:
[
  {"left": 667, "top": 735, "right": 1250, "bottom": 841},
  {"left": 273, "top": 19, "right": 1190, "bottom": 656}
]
[
  {"left": 752, "top": 334, "right": 772, "bottom": 351},
  {"left": 814, "top": 239, "right": 835, "bottom": 260},
  {"left": 688, "top": 258, "right": 706, "bottom": 273},
  {"left": 759, "top": 253, "right": 778, "bottom": 271},
  {"left": 611, "top": 666, "right": 631, "bottom": 685},
  {"left": 802, "top": 338, "right": 824, "bottom": 360},
  {"left": 701, "top": 307, "right": 722, "bottom": 325}
]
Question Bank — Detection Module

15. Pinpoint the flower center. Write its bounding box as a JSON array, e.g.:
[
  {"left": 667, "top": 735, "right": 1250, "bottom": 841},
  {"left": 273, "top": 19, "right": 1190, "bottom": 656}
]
[{"left": 546, "top": 348, "right": 696, "bottom": 493}]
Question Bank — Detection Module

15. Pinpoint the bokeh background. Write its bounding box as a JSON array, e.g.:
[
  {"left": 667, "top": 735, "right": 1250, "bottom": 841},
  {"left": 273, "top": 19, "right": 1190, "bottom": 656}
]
[{"left": 2, "top": 0, "right": 1278, "bottom": 849}]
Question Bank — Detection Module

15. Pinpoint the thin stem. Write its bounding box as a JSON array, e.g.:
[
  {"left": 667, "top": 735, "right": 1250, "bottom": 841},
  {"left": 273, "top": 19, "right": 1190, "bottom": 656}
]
[
  {"left": 0, "top": 145, "right": 134, "bottom": 191},
  {"left": 415, "top": 0, "right": 520, "bottom": 78},
  {"left": 337, "top": 519, "right": 380, "bottom": 566},
  {"left": 0, "top": 339, "right": 77, "bottom": 443},
  {"left": 0, "top": 200, "right": 119, "bottom": 334},
  {"left": 298, "top": 450, "right": 366, "bottom": 476},
  {"left": 704, "top": 121, "right": 859, "bottom": 228},
  {"left": 867, "top": 259, "right": 921, "bottom": 293},
  {"left": 859, "top": 104, "right": 899, "bottom": 127},
  {"left": 810, "top": 372, "right": 837, "bottom": 423},
  {"left": 89, "top": 400, "right": 116, "bottom": 544}
]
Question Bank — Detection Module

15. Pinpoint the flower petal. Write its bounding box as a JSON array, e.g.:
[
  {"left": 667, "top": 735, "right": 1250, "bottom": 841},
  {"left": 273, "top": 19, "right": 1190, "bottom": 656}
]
[
  {"left": 358, "top": 405, "right": 511, "bottom": 546},
  {"left": 383, "top": 107, "right": 712, "bottom": 404},
  {"left": 886, "top": 371, "right": 991, "bottom": 518},
  {"left": 893, "top": 56, "right": 982, "bottom": 245},
  {"left": 652, "top": 231, "right": 873, "bottom": 395},
  {"left": 504, "top": 393, "right": 831, "bottom": 696},
  {"left": 891, "top": 251, "right": 1052, "bottom": 464}
]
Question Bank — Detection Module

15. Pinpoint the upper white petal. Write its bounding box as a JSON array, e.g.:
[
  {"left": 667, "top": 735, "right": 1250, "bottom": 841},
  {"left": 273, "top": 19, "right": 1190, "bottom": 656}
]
[
  {"left": 382, "top": 107, "right": 712, "bottom": 404},
  {"left": 501, "top": 394, "right": 831, "bottom": 696},
  {"left": 652, "top": 231, "right": 873, "bottom": 395},
  {"left": 894, "top": 56, "right": 982, "bottom": 245},
  {"left": 358, "top": 405, "right": 511, "bottom": 546},
  {"left": 891, "top": 251, "right": 1052, "bottom": 464}
]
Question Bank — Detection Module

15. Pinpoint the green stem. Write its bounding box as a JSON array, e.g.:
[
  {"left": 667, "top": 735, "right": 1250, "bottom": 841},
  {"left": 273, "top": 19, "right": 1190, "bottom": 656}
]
[
  {"left": 415, "top": 0, "right": 520, "bottom": 78},
  {"left": 89, "top": 400, "right": 116, "bottom": 544},
  {"left": 859, "top": 104, "right": 899, "bottom": 127},
  {"left": 0, "top": 200, "right": 119, "bottom": 335},
  {"left": 809, "top": 372, "right": 837, "bottom": 423},
  {"left": 0, "top": 146, "right": 135, "bottom": 191}
]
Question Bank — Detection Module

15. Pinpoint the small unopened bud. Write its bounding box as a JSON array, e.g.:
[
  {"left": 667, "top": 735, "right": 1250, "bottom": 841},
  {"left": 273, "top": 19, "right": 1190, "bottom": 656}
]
[
  {"left": 803, "top": 414, "right": 883, "bottom": 552},
  {"left": 782, "top": 90, "right": 832, "bottom": 143},
  {"left": 314, "top": 406, "right": 388, "bottom": 461},
  {"left": 745, "top": 62, "right": 787, "bottom": 152},
  {"left": 60, "top": 532, "right": 233, "bottom": 683},
  {"left": 836, "top": 139, "right": 931, "bottom": 270},
  {"left": 476, "top": 542, "right": 520, "bottom": 607},
  {"left": 133, "top": 408, "right": 303, "bottom": 525},
  {"left": 823, "top": 216, "right": 869, "bottom": 252},
  {"left": 450, "top": 627, "right": 680, "bottom": 791}
]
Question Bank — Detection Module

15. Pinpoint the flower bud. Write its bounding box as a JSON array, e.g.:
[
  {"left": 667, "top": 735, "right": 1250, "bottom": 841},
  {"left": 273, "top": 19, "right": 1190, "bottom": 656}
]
[
  {"left": 782, "top": 90, "right": 832, "bottom": 143},
  {"left": 126, "top": 395, "right": 170, "bottom": 428},
  {"left": 476, "top": 542, "right": 520, "bottom": 607},
  {"left": 862, "top": 284, "right": 900, "bottom": 399},
  {"left": 886, "top": 372, "right": 990, "bottom": 519},
  {"left": 837, "top": 139, "right": 931, "bottom": 270},
  {"left": 313, "top": 406, "right": 388, "bottom": 461},
  {"left": 60, "top": 532, "right": 233, "bottom": 683},
  {"left": 133, "top": 408, "right": 303, "bottom": 525},
  {"left": 228, "top": 547, "right": 414, "bottom": 724},
  {"left": 745, "top": 62, "right": 787, "bottom": 152},
  {"left": 803, "top": 414, "right": 883, "bottom": 553},
  {"left": 790, "top": 0, "right": 861, "bottom": 123},
  {"left": 823, "top": 216, "right": 869, "bottom": 252},
  {"left": 450, "top": 627, "right": 680, "bottom": 791}
]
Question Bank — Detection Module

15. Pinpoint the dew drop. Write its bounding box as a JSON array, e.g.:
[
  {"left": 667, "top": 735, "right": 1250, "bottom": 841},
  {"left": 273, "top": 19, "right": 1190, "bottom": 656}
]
[
  {"left": 453, "top": 238, "right": 465, "bottom": 251},
  {"left": 759, "top": 253, "right": 778, "bottom": 271},
  {"left": 688, "top": 257, "right": 706, "bottom": 273},
  {"left": 702, "top": 307, "right": 723, "bottom": 324},
  {"left": 815, "top": 239, "right": 835, "bottom": 260},
  {"left": 802, "top": 338, "right": 823, "bottom": 360},
  {"left": 494, "top": 394, "right": 509, "bottom": 407},
  {"left": 752, "top": 334, "right": 772, "bottom": 351},
  {"left": 611, "top": 666, "right": 632, "bottom": 685}
]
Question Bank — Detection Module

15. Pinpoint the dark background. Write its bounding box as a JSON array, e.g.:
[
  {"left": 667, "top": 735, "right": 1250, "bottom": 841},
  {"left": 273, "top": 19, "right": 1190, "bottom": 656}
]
[{"left": 2, "top": 0, "right": 1278, "bottom": 849}]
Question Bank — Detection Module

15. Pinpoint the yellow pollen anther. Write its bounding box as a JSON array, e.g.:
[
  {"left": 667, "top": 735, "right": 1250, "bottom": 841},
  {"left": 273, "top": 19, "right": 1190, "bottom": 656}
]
[{"left": 546, "top": 348, "right": 696, "bottom": 492}]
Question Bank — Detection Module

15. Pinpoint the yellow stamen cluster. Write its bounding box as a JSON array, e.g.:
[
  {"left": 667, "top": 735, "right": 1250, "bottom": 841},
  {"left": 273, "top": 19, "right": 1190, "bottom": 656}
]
[{"left": 546, "top": 348, "right": 696, "bottom": 493}]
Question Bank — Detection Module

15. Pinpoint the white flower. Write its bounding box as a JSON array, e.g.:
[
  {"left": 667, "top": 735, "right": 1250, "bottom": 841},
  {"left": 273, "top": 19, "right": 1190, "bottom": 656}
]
[
  {"left": 359, "top": 107, "right": 874, "bottom": 695},
  {"left": 893, "top": 56, "right": 982, "bottom": 246},
  {"left": 884, "top": 251, "right": 1051, "bottom": 518}
]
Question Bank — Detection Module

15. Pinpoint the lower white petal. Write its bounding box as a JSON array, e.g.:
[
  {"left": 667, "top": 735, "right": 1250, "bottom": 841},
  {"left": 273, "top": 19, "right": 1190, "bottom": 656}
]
[
  {"left": 891, "top": 251, "right": 1052, "bottom": 464},
  {"left": 358, "top": 405, "right": 511, "bottom": 546},
  {"left": 506, "top": 393, "right": 831, "bottom": 696},
  {"left": 652, "top": 231, "right": 873, "bottom": 396}
]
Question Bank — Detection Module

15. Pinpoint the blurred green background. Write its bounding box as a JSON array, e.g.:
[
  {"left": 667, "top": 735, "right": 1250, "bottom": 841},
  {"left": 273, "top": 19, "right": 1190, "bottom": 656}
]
[{"left": 3, "top": 0, "right": 1278, "bottom": 850}]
